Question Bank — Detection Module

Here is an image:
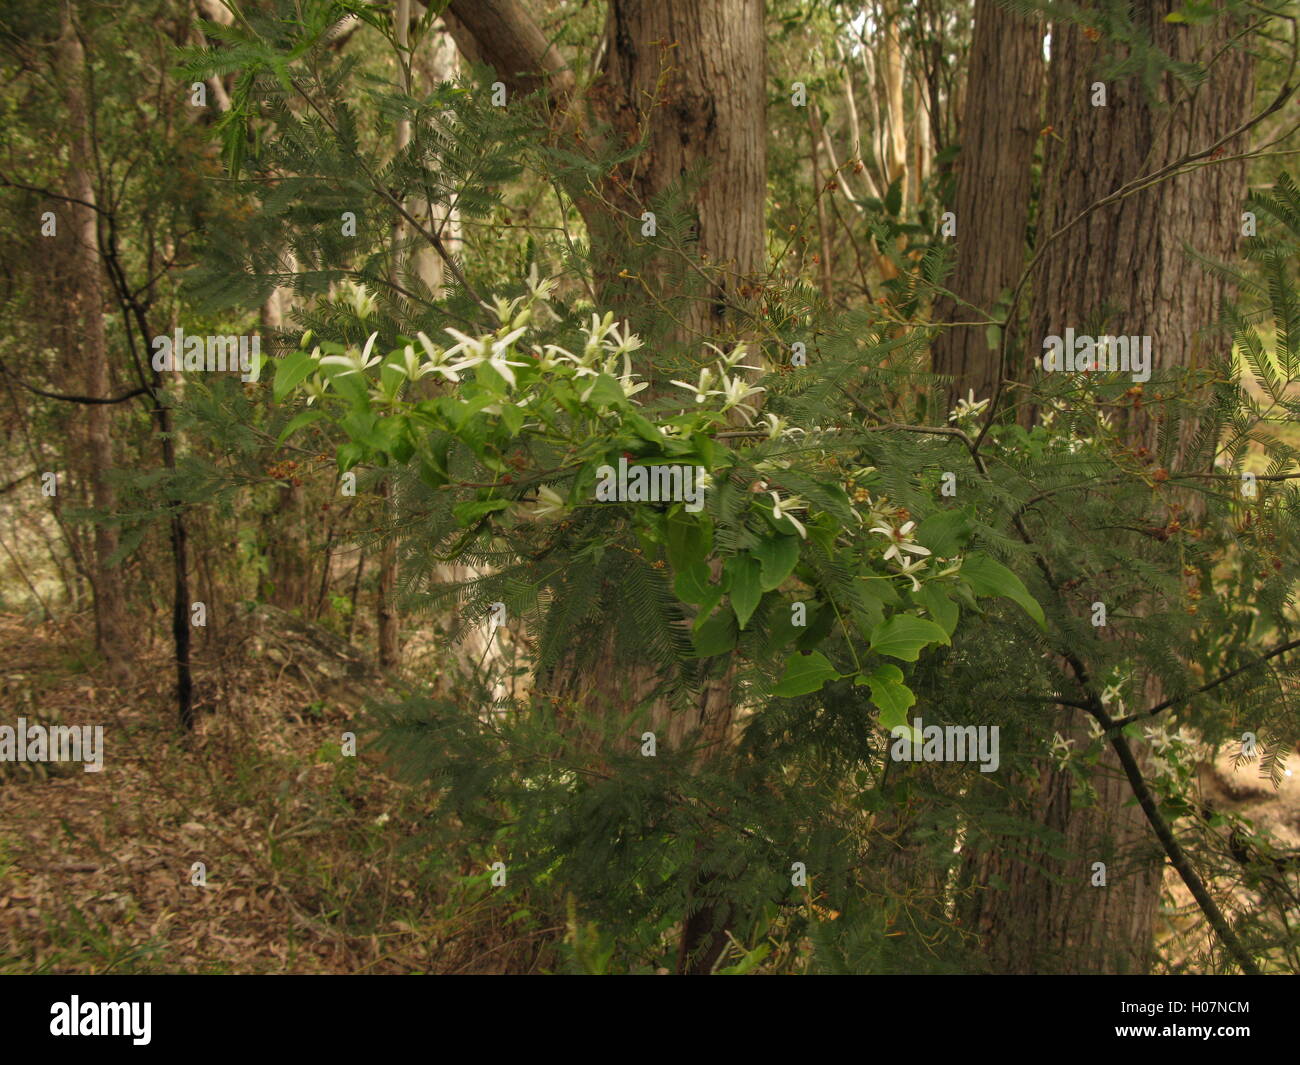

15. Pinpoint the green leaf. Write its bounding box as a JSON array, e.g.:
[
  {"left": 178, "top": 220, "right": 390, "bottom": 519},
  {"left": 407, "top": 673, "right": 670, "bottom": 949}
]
[
  {"left": 884, "top": 175, "right": 903, "bottom": 217},
  {"left": 691, "top": 607, "right": 737, "bottom": 657},
  {"left": 673, "top": 561, "right": 716, "bottom": 606},
  {"left": 855, "top": 664, "right": 916, "bottom": 731},
  {"left": 665, "top": 511, "right": 712, "bottom": 572},
  {"left": 915, "top": 507, "right": 974, "bottom": 557},
  {"left": 869, "top": 614, "right": 951, "bottom": 661},
  {"left": 452, "top": 498, "right": 510, "bottom": 527},
  {"left": 753, "top": 535, "right": 800, "bottom": 591},
  {"left": 960, "top": 554, "right": 1046, "bottom": 630},
  {"left": 277, "top": 408, "right": 327, "bottom": 444},
  {"left": 582, "top": 373, "right": 628, "bottom": 410},
  {"left": 336, "top": 442, "right": 364, "bottom": 473},
  {"left": 772, "top": 651, "right": 841, "bottom": 697},
  {"left": 726, "top": 554, "right": 763, "bottom": 629},
  {"left": 917, "top": 583, "right": 959, "bottom": 636},
  {"left": 274, "top": 350, "right": 316, "bottom": 404},
  {"left": 859, "top": 575, "right": 901, "bottom": 606},
  {"left": 794, "top": 601, "right": 835, "bottom": 650}
]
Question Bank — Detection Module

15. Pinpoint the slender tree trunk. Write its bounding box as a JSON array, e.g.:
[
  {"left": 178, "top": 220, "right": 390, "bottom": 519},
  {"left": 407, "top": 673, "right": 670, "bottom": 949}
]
[
  {"left": 57, "top": 0, "right": 130, "bottom": 677},
  {"left": 965, "top": 0, "right": 1253, "bottom": 973},
  {"left": 374, "top": 0, "right": 414, "bottom": 671},
  {"left": 262, "top": 291, "right": 313, "bottom": 614},
  {"left": 882, "top": 2, "right": 909, "bottom": 207}
]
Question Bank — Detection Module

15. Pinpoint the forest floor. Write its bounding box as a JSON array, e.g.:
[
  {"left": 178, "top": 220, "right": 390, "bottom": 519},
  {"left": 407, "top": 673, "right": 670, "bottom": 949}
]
[
  {"left": 0, "top": 608, "right": 534, "bottom": 974},
  {"left": 1, "top": 597, "right": 1294, "bottom": 973}
]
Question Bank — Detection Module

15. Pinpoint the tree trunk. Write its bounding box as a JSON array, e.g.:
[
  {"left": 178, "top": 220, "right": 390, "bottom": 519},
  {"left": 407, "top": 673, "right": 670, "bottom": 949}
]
[
  {"left": 929, "top": 0, "right": 1043, "bottom": 414},
  {"left": 965, "top": 0, "right": 1253, "bottom": 973},
  {"left": 374, "top": 0, "right": 415, "bottom": 671},
  {"left": 57, "top": 0, "right": 130, "bottom": 677},
  {"left": 445, "top": 0, "right": 766, "bottom": 972}
]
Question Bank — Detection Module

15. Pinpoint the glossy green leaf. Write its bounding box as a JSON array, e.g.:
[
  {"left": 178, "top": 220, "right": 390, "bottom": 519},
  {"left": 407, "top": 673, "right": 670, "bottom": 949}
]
[
  {"left": 869, "top": 614, "right": 951, "bottom": 661},
  {"left": 772, "top": 651, "right": 841, "bottom": 697}
]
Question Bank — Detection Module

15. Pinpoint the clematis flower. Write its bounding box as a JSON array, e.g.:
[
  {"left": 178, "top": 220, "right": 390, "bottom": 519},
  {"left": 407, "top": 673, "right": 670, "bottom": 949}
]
[
  {"left": 318, "top": 331, "right": 382, "bottom": 376},
  {"left": 414, "top": 331, "right": 464, "bottom": 382},
  {"left": 769, "top": 490, "right": 809, "bottom": 539},
  {"left": 870, "top": 520, "right": 932, "bottom": 564},
  {"left": 516, "top": 484, "right": 568, "bottom": 522},
  {"left": 671, "top": 367, "right": 722, "bottom": 404},
  {"left": 718, "top": 373, "right": 765, "bottom": 423},
  {"left": 893, "top": 553, "right": 928, "bottom": 591},
  {"left": 302, "top": 372, "right": 329, "bottom": 406},
  {"left": 444, "top": 327, "right": 528, "bottom": 388},
  {"left": 948, "top": 388, "right": 990, "bottom": 424}
]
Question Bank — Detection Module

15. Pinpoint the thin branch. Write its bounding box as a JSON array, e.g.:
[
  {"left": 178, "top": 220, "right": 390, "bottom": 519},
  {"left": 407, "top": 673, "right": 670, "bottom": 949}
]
[{"left": 1112, "top": 637, "right": 1300, "bottom": 728}]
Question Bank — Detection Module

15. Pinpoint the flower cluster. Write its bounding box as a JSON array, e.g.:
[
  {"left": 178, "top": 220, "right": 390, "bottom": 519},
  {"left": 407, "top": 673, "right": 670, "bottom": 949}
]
[{"left": 671, "top": 343, "right": 765, "bottom": 424}]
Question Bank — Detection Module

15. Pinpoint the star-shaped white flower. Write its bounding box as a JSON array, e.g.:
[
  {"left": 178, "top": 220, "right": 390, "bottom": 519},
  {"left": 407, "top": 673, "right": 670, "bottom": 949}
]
[
  {"left": 318, "top": 332, "right": 382, "bottom": 376},
  {"left": 769, "top": 490, "right": 808, "bottom": 539},
  {"left": 1050, "top": 731, "right": 1076, "bottom": 764},
  {"left": 894, "top": 553, "right": 928, "bottom": 591},
  {"left": 445, "top": 327, "right": 529, "bottom": 388},
  {"left": 671, "top": 367, "right": 722, "bottom": 404},
  {"left": 869, "top": 520, "right": 931, "bottom": 564},
  {"left": 413, "top": 331, "right": 463, "bottom": 382},
  {"left": 948, "top": 388, "right": 990, "bottom": 424},
  {"left": 302, "top": 372, "right": 329, "bottom": 406},
  {"left": 718, "top": 373, "right": 765, "bottom": 423}
]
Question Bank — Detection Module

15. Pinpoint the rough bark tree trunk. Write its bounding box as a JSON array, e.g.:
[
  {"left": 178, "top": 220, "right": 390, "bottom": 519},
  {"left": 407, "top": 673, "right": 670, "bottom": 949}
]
[
  {"left": 964, "top": 0, "right": 1253, "bottom": 973},
  {"left": 929, "top": 0, "right": 1043, "bottom": 414},
  {"left": 445, "top": 0, "right": 767, "bottom": 972},
  {"left": 57, "top": 0, "right": 130, "bottom": 678}
]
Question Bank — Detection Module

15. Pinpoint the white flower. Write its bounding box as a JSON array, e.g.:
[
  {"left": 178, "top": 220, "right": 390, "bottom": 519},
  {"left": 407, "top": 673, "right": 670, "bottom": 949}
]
[
  {"left": 760, "top": 413, "right": 789, "bottom": 440},
  {"left": 303, "top": 372, "right": 329, "bottom": 406},
  {"left": 605, "top": 321, "right": 643, "bottom": 358},
  {"left": 718, "top": 373, "right": 765, "bottom": 423},
  {"left": 491, "top": 293, "right": 526, "bottom": 328},
  {"left": 1143, "top": 724, "right": 1173, "bottom": 754},
  {"left": 870, "top": 520, "right": 931, "bottom": 564},
  {"left": 445, "top": 327, "right": 528, "bottom": 388},
  {"left": 318, "top": 331, "right": 382, "bottom": 376},
  {"left": 618, "top": 371, "right": 648, "bottom": 399},
  {"left": 442, "top": 327, "right": 490, "bottom": 362},
  {"left": 948, "top": 389, "right": 990, "bottom": 424},
  {"left": 524, "top": 262, "right": 557, "bottom": 303},
  {"left": 584, "top": 311, "right": 619, "bottom": 359},
  {"left": 1050, "top": 731, "right": 1076, "bottom": 764},
  {"left": 337, "top": 279, "right": 376, "bottom": 320},
  {"left": 705, "top": 341, "right": 761, "bottom": 372},
  {"left": 894, "top": 553, "right": 928, "bottom": 591},
  {"left": 414, "top": 331, "right": 464, "bottom": 383},
  {"left": 671, "top": 367, "right": 721, "bottom": 405},
  {"left": 769, "top": 491, "right": 809, "bottom": 539},
  {"left": 516, "top": 484, "right": 567, "bottom": 522}
]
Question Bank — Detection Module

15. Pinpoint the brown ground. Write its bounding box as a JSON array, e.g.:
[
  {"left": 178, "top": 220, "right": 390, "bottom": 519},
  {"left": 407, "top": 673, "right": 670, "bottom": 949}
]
[{"left": 0, "top": 607, "right": 520, "bottom": 974}]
